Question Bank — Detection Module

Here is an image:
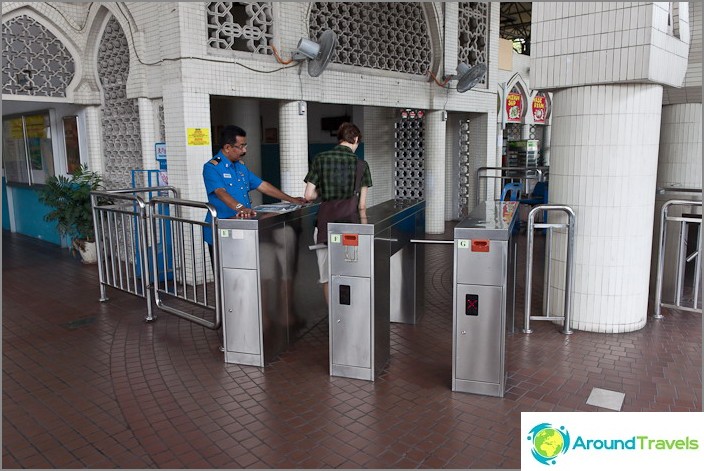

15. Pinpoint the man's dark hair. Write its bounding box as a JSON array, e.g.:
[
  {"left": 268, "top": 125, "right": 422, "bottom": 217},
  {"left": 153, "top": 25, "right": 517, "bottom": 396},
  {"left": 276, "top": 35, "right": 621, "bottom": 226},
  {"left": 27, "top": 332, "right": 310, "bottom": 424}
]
[
  {"left": 220, "top": 125, "right": 247, "bottom": 149},
  {"left": 337, "top": 122, "right": 361, "bottom": 145}
]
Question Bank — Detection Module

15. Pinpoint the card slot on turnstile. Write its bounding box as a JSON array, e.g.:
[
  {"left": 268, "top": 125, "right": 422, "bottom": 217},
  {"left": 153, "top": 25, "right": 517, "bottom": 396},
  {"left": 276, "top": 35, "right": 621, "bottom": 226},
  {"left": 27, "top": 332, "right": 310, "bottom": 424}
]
[{"left": 339, "top": 284, "right": 351, "bottom": 305}]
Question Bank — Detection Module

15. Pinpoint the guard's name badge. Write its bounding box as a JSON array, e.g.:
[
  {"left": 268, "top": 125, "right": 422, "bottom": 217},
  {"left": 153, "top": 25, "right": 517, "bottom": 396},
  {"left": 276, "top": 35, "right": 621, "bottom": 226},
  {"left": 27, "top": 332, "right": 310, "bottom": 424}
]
[{"left": 223, "top": 173, "right": 232, "bottom": 178}]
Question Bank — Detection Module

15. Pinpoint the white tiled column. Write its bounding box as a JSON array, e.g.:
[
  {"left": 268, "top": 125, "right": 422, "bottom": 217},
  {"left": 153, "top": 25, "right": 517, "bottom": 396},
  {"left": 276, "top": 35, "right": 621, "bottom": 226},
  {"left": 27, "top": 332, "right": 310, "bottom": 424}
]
[
  {"left": 278, "top": 101, "right": 308, "bottom": 198},
  {"left": 82, "top": 105, "right": 103, "bottom": 173},
  {"left": 137, "top": 98, "right": 159, "bottom": 172},
  {"left": 549, "top": 84, "right": 663, "bottom": 333},
  {"left": 162, "top": 84, "right": 212, "bottom": 204},
  {"left": 542, "top": 125, "right": 552, "bottom": 167},
  {"left": 218, "top": 99, "right": 263, "bottom": 205},
  {"left": 444, "top": 114, "right": 457, "bottom": 220},
  {"left": 424, "top": 110, "right": 446, "bottom": 234},
  {"left": 362, "top": 106, "right": 395, "bottom": 207},
  {"left": 521, "top": 124, "right": 532, "bottom": 140},
  {"left": 657, "top": 104, "right": 703, "bottom": 189}
]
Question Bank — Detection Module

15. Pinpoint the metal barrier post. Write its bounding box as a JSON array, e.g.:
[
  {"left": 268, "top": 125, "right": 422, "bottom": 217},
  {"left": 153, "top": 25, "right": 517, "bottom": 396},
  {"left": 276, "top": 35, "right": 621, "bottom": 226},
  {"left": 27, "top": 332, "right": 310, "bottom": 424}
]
[
  {"left": 148, "top": 196, "right": 221, "bottom": 330},
  {"left": 523, "top": 205, "right": 575, "bottom": 334},
  {"left": 654, "top": 200, "right": 702, "bottom": 318},
  {"left": 91, "top": 186, "right": 178, "bottom": 321}
]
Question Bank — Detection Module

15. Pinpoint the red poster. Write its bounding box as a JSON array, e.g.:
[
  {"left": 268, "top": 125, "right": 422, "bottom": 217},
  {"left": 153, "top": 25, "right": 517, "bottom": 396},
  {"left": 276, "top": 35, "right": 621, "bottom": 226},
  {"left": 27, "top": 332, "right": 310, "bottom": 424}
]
[
  {"left": 506, "top": 91, "right": 522, "bottom": 123},
  {"left": 532, "top": 93, "right": 547, "bottom": 124}
]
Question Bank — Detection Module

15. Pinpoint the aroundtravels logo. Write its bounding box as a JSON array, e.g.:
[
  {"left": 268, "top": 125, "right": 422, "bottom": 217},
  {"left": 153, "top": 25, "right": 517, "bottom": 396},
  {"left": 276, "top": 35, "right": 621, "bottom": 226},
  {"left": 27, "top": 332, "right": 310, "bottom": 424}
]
[
  {"left": 522, "top": 412, "right": 703, "bottom": 469},
  {"left": 526, "top": 423, "right": 571, "bottom": 465}
]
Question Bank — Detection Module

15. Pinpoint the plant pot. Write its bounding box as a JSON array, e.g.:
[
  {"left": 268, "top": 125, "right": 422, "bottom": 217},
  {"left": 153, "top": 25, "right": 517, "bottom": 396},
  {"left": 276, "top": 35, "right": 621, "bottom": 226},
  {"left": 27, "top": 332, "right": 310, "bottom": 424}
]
[{"left": 73, "top": 240, "right": 98, "bottom": 264}]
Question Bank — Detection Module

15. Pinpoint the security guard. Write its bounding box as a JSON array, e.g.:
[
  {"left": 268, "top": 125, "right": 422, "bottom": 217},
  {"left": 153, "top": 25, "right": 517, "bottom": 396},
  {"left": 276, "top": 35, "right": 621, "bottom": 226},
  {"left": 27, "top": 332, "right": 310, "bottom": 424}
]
[{"left": 203, "top": 125, "right": 306, "bottom": 261}]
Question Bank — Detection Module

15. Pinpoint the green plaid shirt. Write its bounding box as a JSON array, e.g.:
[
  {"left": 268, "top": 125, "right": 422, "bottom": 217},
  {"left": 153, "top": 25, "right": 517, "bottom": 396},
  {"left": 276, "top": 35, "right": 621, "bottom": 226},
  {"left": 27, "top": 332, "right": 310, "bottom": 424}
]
[{"left": 304, "top": 145, "right": 372, "bottom": 201}]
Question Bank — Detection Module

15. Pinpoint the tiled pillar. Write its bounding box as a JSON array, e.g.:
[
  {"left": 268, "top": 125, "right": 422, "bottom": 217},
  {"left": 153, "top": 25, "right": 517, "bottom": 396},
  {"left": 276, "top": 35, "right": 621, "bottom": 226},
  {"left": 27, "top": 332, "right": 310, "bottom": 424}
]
[
  {"left": 278, "top": 101, "right": 308, "bottom": 198},
  {"left": 657, "top": 104, "right": 702, "bottom": 189},
  {"left": 137, "top": 98, "right": 159, "bottom": 172},
  {"left": 424, "top": 110, "right": 446, "bottom": 234},
  {"left": 82, "top": 105, "right": 103, "bottom": 173},
  {"left": 161, "top": 84, "right": 212, "bottom": 204},
  {"left": 521, "top": 124, "right": 532, "bottom": 140},
  {"left": 444, "top": 114, "right": 458, "bottom": 220},
  {"left": 362, "top": 107, "right": 395, "bottom": 207},
  {"left": 532, "top": 2, "right": 690, "bottom": 333},
  {"left": 549, "top": 84, "right": 663, "bottom": 332},
  {"left": 217, "top": 99, "right": 263, "bottom": 205},
  {"left": 542, "top": 125, "right": 552, "bottom": 167}
]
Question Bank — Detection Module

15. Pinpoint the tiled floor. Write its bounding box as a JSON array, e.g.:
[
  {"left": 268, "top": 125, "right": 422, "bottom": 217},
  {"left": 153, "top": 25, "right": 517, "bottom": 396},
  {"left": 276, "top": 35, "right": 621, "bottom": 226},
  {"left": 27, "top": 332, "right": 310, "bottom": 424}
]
[{"left": 2, "top": 229, "right": 701, "bottom": 469}]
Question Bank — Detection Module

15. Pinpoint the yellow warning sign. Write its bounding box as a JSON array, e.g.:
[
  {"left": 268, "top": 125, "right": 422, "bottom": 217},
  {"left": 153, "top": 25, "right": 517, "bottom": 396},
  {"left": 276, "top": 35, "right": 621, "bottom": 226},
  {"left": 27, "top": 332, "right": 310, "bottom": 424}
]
[{"left": 187, "top": 128, "right": 210, "bottom": 146}]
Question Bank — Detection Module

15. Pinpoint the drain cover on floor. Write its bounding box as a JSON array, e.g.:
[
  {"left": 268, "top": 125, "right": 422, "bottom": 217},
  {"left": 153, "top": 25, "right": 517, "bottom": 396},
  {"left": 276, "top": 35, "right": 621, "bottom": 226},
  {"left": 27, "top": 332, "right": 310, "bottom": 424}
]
[
  {"left": 586, "top": 387, "right": 625, "bottom": 411},
  {"left": 60, "top": 317, "right": 96, "bottom": 330}
]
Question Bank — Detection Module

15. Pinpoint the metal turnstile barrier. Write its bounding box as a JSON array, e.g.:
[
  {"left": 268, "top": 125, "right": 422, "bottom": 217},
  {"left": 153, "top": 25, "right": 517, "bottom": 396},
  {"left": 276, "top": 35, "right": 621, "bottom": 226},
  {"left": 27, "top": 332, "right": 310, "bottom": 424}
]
[
  {"left": 217, "top": 204, "right": 323, "bottom": 366},
  {"left": 523, "top": 205, "right": 576, "bottom": 335},
  {"left": 91, "top": 186, "right": 178, "bottom": 321},
  {"left": 654, "top": 200, "right": 702, "bottom": 318},
  {"left": 328, "top": 199, "right": 425, "bottom": 381},
  {"left": 148, "top": 197, "right": 220, "bottom": 330},
  {"left": 452, "top": 201, "right": 519, "bottom": 397}
]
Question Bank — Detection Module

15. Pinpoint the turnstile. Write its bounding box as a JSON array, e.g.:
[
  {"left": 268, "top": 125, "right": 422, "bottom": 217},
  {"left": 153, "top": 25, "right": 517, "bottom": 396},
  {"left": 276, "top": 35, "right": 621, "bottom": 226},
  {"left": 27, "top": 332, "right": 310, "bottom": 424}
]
[
  {"left": 452, "top": 201, "right": 518, "bottom": 397},
  {"left": 328, "top": 200, "right": 425, "bottom": 381},
  {"left": 218, "top": 204, "right": 323, "bottom": 366}
]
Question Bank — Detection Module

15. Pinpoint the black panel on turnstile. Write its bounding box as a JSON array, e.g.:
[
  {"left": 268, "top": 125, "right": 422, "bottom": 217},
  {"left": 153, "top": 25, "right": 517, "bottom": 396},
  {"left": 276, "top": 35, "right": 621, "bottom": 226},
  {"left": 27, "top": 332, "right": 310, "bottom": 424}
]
[
  {"left": 465, "top": 294, "right": 479, "bottom": 316},
  {"left": 340, "top": 285, "right": 351, "bottom": 305}
]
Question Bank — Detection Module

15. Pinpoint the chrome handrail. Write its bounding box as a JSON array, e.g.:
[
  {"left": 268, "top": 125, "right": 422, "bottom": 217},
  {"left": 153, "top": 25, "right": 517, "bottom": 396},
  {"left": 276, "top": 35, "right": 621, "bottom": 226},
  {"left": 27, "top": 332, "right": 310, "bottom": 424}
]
[
  {"left": 523, "top": 205, "right": 576, "bottom": 334},
  {"left": 653, "top": 200, "right": 702, "bottom": 318}
]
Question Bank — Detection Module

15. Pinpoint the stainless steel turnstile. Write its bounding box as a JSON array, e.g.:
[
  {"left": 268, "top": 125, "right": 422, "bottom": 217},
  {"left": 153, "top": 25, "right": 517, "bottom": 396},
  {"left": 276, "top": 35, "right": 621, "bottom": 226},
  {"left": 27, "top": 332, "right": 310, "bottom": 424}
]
[
  {"left": 328, "top": 200, "right": 425, "bottom": 381},
  {"left": 218, "top": 204, "right": 323, "bottom": 366},
  {"left": 452, "top": 201, "right": 519, "bottom": 397}
]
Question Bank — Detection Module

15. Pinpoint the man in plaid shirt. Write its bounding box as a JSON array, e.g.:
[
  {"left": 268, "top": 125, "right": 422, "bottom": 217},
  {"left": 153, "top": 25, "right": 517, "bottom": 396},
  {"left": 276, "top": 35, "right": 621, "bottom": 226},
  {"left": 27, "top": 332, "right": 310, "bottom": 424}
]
[{"left": 304, "top": 122, "right": 372, "bottom": 303}]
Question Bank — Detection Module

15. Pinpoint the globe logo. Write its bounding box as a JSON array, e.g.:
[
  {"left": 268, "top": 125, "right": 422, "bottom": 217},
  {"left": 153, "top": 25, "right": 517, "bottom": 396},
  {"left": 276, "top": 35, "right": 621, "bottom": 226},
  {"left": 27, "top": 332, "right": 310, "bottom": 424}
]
[{"left": 527, "top": 423, "right": 571, "bottom": 465}]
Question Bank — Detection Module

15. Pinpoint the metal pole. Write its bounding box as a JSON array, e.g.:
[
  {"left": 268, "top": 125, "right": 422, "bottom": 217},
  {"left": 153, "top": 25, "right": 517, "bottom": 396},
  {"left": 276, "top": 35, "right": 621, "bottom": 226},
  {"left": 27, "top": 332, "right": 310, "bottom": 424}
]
[
  {"left": 562, "top": 209, "right": 575, "bottom": 334},
  {"left": 91, "top": 193, "right": 109, "bottom": 302},
  {"left": 523, "top": 210, "right": 536, "bottom": 333},
  {"left": 654, "top": 203, "right": 670, "bottom": 319},
  {"left": 675, "top": 220, "right": 687, "bottom": 307},
  {"left": 693, "top": 222, "right": 701, "bottom": 309},
  {"left": 542, "top": 226, "right": 553, "bottom": 317}
]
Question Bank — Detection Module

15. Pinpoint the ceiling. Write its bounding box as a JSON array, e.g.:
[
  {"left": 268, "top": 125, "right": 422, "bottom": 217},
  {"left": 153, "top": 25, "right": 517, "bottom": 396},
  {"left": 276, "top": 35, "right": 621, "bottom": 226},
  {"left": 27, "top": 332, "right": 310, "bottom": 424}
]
[{"left": 499, "top": 2, "right": 532, "bottom": 54}]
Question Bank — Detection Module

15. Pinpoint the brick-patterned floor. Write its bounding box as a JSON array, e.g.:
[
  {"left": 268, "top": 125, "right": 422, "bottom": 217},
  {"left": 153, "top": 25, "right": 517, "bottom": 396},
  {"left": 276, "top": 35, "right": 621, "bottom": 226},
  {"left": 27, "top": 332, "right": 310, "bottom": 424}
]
[{"left": 2, "top": 230, "right": 701, "bottom": 468}]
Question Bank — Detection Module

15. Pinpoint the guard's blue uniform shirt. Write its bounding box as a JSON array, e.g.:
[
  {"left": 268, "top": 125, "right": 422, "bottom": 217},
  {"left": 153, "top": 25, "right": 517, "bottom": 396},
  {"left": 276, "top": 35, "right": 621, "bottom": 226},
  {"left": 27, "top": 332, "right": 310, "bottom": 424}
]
[{"left": 202, "top": 150, "right": 263, "bottom": 245}]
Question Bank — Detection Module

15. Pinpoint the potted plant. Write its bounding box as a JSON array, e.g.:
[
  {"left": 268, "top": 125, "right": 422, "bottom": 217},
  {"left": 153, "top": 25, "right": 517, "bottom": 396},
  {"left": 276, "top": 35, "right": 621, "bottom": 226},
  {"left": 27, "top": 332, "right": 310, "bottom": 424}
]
[{"left": 38, "top": 164, "right": 105, "bottom": 263}]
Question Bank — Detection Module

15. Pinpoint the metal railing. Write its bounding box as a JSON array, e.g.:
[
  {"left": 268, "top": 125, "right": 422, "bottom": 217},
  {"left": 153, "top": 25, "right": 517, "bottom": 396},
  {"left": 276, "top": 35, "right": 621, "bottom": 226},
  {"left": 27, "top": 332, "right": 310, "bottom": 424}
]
[
  {"left": 148, "top": 196, "right": 221, "bottom": 330},
  {"left": 523, "top": 205, "right": 576, "bottom": 334},
  {"left": 653, "top": 200, "right": 702, "bottom": 318},
  {"left": 91, "top": 186, "right": 178, "bottom": 321},
  {"left": 475, "top": 166, "right": 549, "bottom": 205}
]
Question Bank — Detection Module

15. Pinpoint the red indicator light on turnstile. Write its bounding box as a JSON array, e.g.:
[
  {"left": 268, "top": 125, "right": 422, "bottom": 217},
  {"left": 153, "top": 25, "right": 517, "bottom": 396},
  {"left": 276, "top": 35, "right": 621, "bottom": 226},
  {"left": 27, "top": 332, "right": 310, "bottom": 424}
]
[
  {"left": 342, "top": 234, "right": 359, "bottom": 246},
  {"left": 471, "top": 239, "right": 490, "bottom": 252}
]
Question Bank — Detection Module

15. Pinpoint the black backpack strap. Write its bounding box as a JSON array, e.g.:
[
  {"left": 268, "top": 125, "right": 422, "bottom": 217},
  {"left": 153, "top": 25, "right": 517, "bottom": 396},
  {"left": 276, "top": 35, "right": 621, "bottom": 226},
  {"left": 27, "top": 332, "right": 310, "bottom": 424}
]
[{"left": 353, "top": 159, "right": 365, "bottom": 196}]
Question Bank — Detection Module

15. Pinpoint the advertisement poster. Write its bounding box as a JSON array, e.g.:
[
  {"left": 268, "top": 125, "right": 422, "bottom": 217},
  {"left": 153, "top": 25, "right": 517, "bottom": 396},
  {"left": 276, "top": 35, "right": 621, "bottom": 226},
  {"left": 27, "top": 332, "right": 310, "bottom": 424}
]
[
  {"left": 506, "top": 89, "right": 523, "bottom": 123},
  {"left": 532, "top": 93, "right": 547, "bottom": 124}
]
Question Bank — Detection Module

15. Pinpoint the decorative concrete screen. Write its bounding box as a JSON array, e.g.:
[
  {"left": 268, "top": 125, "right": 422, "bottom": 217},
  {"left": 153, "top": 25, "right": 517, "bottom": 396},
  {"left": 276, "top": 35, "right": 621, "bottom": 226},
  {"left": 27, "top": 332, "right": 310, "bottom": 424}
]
[
  {"left": 458, "top": 2, "right": 489, "bottom": 86},
  {"left": 98, "top": 16, "right": 142, "bottom": 189},
  {"left": 308, "top": 2, "right": 431, "bottom": 76},
  {"left": 2, "top": 15, "right": 75, "bottom": 97},
  {"left": 394, "top": 110, "right": 425, "bottom": 201},
  {"left": 207, "top": 2, "right": 273, "bottom": 54}
]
